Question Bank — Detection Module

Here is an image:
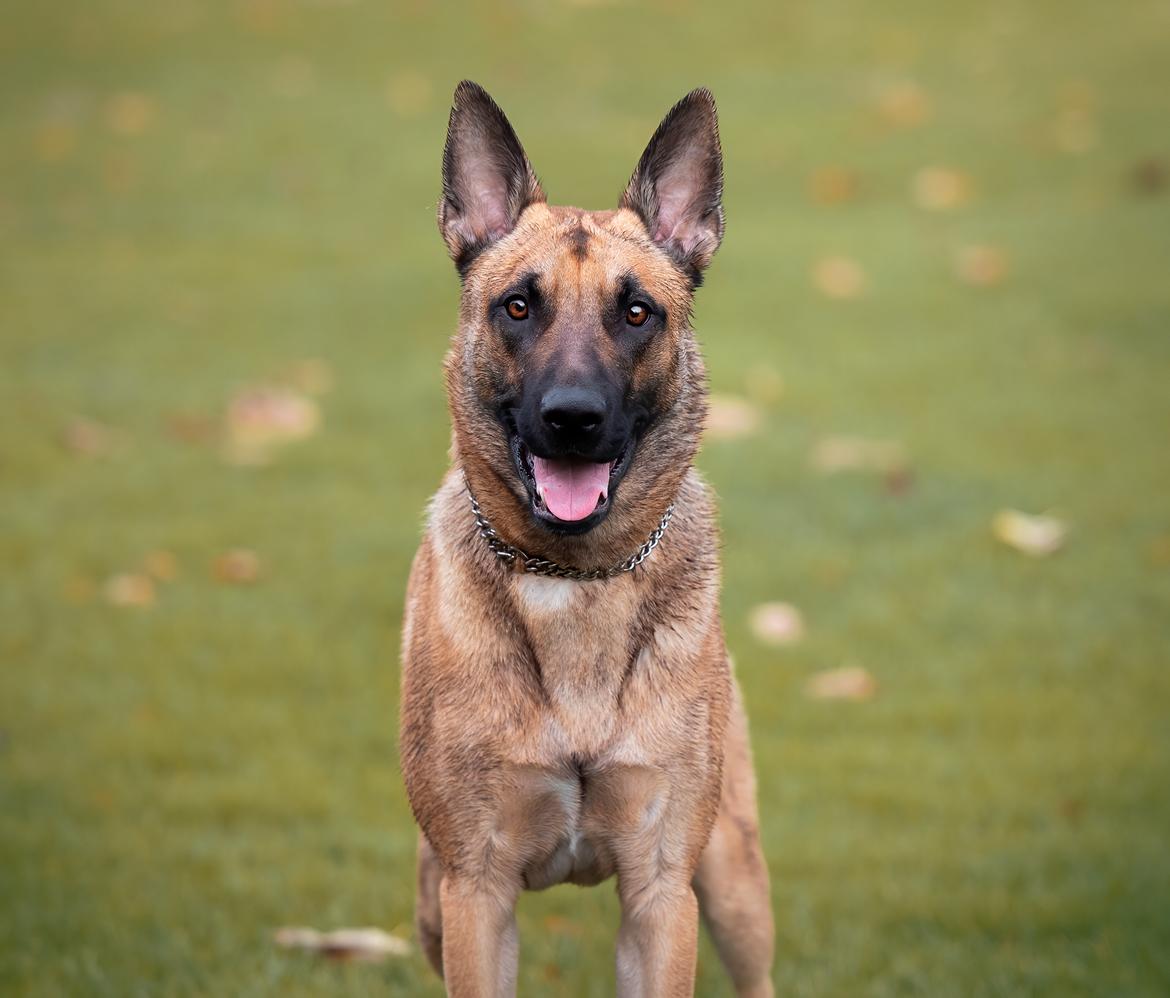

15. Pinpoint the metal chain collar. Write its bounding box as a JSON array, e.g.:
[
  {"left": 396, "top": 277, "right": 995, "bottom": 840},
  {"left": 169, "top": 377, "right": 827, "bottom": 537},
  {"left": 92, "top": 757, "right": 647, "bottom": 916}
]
[{"left": 465, "top": 482, "right": 674, "bottom": 581}]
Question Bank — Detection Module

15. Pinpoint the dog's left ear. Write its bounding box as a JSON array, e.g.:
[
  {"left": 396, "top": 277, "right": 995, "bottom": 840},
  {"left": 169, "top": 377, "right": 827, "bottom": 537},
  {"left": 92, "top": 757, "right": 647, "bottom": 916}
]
[
  {"left": 439, "top": 81, "right": 545, "bottom": 270},
  {"left": 621, "top": 89, "right": 724, "bottom": 279}
]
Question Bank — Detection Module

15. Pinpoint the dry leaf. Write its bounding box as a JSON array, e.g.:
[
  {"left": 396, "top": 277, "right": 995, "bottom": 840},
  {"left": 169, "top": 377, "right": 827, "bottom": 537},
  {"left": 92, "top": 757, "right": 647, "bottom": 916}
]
[
  {"left": 808, "top": 167, "right": 859, "bottom": 205},
  {"left": 142, "top": 550, "right": 178, "bottom": 582},
  {"left": 104, "top": 573, "right": 156, "bottom": 608},
  {"left": 274, "top": 927, "right": 410, "bottom": 963},
  {"left": 912, "top": 167, "right": 972, "bottom": 211},
  {"left": 36, "top": 121, "right": 78, "bottom": 163},
  {"left": 813, "top": 256, "right": 866, "bottom": 299},
  {"left": 749, "top": 603, "right": 805, "bottom": 647},
  {"left": 223, "top": 386, "right": 320, "bottom": 465},
  {"left": 804, "top": 665, "right": 876, "bottom": 701},
  {"left": 64, "top": 417, "right": 121, "bottom": 458},
  {"left": 955, "top": 245, "right": 1009, "bottom": 287},
  {"left": 992, "top": 510, "right": 1068, "bottom": 557},
  {"left": 166, "top": 411, "right": 217, "bottom": 444},
  {"left": 705, "top": 395, "right": 761, "bottom": 440},
  {"left": 213, "top": 549, "right": 261, "bottom": 584},
  {"left": 1130, "top": 159, "right": 1167, "bottom": 197},
  {"left": 811, "top": 436, "right": 907, "bottom": 474},
  {"left": 875, "top": 81, "right": 931, "bottom": 128},
  {"left": 104, "top": 93, "right": 156, "bottom": 136}
]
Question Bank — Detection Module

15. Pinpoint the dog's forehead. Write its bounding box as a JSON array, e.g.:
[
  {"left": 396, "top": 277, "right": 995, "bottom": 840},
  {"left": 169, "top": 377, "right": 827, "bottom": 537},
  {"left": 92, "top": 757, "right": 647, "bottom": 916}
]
[{"left": 474, "top": 204, "right": 685, "bottom": 304}]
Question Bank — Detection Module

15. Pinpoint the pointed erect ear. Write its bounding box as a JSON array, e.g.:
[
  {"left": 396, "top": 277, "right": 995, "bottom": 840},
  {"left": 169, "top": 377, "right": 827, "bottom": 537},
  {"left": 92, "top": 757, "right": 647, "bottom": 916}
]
[
  {"left": 620, "top": 89, "right": 724, "bottom": 279},
  {"left": 438, "top": 81, "right": 545, "bottom": 270}
]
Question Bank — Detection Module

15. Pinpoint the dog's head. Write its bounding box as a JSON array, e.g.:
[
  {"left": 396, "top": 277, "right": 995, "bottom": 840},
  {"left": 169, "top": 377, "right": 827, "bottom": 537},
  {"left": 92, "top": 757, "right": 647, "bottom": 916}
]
[{"left": 440, "top": 82, "right": 722, "bottom": 558}]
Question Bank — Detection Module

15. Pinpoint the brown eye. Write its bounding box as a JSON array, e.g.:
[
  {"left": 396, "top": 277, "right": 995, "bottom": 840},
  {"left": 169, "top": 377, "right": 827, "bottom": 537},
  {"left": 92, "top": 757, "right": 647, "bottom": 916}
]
[
  {"left": 505, "top": 296, "right": 528, "bottom": 320},
  {"left": 626, "top": 301, "right": 650, "bottom": 327}
]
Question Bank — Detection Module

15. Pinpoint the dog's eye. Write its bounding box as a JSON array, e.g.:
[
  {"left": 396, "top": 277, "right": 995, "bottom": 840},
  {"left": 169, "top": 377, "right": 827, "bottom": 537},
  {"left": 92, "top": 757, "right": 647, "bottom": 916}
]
[
  {"left": 626, "top": 302, "right": 650, "bottom": 327},
  {"left": 504, "top": 296, "right": 529, "bottom": 321}
]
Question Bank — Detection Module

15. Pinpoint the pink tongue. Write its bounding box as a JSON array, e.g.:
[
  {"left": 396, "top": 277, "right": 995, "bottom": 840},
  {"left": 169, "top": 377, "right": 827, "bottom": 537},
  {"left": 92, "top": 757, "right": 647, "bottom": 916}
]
[{"left": 532, "top": 456, "right": 611, "bottom": 521}]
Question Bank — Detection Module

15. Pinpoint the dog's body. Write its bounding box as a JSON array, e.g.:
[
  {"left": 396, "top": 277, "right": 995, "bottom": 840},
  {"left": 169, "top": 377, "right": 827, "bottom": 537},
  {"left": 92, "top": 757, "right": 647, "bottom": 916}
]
[{"left": 400, "top": 83, "right": 773, "bottom": 997}]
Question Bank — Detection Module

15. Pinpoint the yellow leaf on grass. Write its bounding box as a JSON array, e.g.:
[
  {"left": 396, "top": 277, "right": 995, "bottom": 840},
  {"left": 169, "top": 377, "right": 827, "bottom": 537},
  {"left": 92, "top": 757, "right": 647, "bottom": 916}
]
[
  {"left": 804, "top": 666, "right": 876, "bottom": 702},
  {"left": 104, "top": 573, "right": 156, "bottom": 608},
  {"left": 813, "top": 256, "right": 867, "bottom": 299},
  {"left": 955, "top": 245, "right": 1009, "bottom": 287},
  {"left": 223, "top": 386, "right": 320, "bottom": 465},
  {"left": 142, "top": 550, "right": 179, "bottom": 582},
  {"left": 749, "top": 603, "right": 805, "bottom": 647},
  {"left": 875, "top": 81, "right": 932, "bottom": 128},
  {"left": 274, "top": 927, "right": 410, "bottom": 963},
  {"left": 811, "top": 436, "right": 907, "bottom": 474},
  {"left": 104, "top": 93, "right": 156, "bottom": 136},
  {"left": 912, "top": 167, "right": 972, "bottom": 211},
  {"left": 992, "top": 510, "right": 1069, "bottom": 557},
  {"left": 706, "top": 395, "right": 761, "bottom": 440},
  {"left": 213, "top": 549, "right": 261, "bottom": 585},
  {"left": 808, "top": 166, "right": 859, "bottom": 205}
]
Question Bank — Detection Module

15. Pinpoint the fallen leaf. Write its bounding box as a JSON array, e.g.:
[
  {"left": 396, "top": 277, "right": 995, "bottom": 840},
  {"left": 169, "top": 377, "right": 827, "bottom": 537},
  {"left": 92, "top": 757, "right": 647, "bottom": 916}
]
[
  {"left": 35, "top": 121, "right": 78, "bottom": 163},
  {"left": 808, "top": 166, "right": 859, "bottom": 205},
  {"left": 955, "top": 244, "right": 1009, "bottom": 287},
  {"left": 104, "top": 573, "right": 156, "bottom": 608},
  {"left": 142, "top": 550, "right": 178, "bottom": 582},
  {"left": 542, "top": 914, "right": 584, "bottom": 936},
  {"left": 63, "top": 417, "right": 121, "bottom": 458},
  {"left": 811, "top": 436, "right": 907, "bottom": 474},
  {"left": 1147, "top": 535, "right": 1170, "bottom": 567},
  {"left": 804, "top": 665, "right": 876, "bottom": 701},
  {"left": 813, "top": 256, "right": 866, "bottom": 299},
  {"left": 875, "top": 81, "right": 931, "bottom": 128},
  {"left": 223, "top": 386, "right": 320, "bottom": 465},
  {"left": 104, "top": 93, "right": 156, "bottom": 136},
  {"left": 749, "top": 603, "right": 805, "bottom": 647},
  {"left": 883, "top": 465, "right": 915, "bottom": 496},
  {"left": 1130, "top": 158, "right": 1167, "bottom": 197},
  {"left": 912, "top": 167, "right": 972, "bottom": 211},
  {"left": 62, "top": 574, "right": 96, "bottom": 605},
  {"left": 992, "top": 509, "right": 1069, "bottom": 557},
  {"left": 166, "top": 411, "right": 217, "bottom": 444},
  {"left": 213, "top": 549, "right": 261, "bottom": 585},
  {"left": 705, "top": 395, "right": 761, "bottom": 440},
  {"left": 274, "top": 927, "right": 410, "bottom": 963}
]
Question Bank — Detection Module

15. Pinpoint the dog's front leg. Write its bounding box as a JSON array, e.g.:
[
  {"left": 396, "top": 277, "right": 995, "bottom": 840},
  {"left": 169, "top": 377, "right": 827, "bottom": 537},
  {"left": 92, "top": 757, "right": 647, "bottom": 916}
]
[
  {"left": 439, "top": 876, "right": 519, "bottom": 998},
  {"left": 615, "top": 876, "right": 699, "bottom": 997}
]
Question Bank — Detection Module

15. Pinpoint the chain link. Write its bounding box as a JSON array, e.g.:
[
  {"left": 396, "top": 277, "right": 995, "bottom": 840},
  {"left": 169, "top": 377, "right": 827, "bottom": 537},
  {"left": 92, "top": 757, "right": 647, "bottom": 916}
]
[{"left": 466, "top": 481, "right": 674, "bottom": 581}]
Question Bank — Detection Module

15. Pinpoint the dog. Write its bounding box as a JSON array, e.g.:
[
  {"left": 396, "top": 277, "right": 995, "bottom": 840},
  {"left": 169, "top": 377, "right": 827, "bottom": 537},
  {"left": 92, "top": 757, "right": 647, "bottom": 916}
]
[{"left": 400, "top": 81, "right": 774, "bottom": 997}]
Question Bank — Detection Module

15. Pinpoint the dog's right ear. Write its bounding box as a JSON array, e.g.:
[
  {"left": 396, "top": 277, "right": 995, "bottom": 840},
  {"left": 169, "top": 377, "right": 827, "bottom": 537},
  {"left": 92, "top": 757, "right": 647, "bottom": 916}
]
[{"left": 438, "top": 81, "right": 545, "bottom": 271}]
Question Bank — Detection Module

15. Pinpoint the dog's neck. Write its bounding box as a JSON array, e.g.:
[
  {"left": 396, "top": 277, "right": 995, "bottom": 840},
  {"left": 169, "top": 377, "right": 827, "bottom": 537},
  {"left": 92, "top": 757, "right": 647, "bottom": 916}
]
[{"left": 463, "top": 475, "right": 676, "bottom": 581}]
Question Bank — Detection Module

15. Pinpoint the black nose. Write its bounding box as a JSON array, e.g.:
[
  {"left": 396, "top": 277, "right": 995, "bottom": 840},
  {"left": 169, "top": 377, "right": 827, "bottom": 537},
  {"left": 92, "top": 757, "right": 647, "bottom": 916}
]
[{"left": 540, "top": 386, "right": 606, "bottom": 441}]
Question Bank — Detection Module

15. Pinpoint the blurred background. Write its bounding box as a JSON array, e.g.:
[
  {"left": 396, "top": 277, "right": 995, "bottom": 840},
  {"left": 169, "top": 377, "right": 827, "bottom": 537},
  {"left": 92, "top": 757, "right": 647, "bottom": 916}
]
[{"left": 3, "top": 0, "right": 1169, "bottom": 994}]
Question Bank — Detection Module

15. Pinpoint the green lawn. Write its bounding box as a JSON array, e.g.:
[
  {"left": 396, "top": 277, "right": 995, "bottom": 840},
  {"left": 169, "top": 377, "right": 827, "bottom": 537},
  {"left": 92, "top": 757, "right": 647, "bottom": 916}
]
[{"left": 3, "top": 1, "right": 1169, "bottom": 994}]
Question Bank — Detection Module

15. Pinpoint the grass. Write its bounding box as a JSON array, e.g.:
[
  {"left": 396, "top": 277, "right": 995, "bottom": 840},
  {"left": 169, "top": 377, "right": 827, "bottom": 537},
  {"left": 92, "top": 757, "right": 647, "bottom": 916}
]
[{"left": 2, "top": 0, "right": 1169, "bottom": 994}]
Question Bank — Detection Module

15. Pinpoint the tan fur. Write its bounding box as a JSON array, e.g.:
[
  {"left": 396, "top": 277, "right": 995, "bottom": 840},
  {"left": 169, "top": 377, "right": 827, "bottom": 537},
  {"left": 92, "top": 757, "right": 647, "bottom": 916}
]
[{"left": 401, "top": 170, "right": 773, "bottom": 995}]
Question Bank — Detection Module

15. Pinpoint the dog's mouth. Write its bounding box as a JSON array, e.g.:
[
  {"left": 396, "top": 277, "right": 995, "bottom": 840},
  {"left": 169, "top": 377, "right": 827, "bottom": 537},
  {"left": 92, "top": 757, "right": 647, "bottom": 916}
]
[{"left": 510, "top": 432, "right": 635, "bottom": 534}]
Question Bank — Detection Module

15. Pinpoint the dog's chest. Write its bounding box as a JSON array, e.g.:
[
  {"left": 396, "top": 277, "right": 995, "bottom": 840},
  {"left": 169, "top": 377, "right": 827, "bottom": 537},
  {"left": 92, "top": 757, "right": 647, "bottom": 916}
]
[
  {"left": 506, "top": 575, "right": 679, "bottom": 889},
  {"left": 512, "top": 574, "right": 639, "bottom": 745}
]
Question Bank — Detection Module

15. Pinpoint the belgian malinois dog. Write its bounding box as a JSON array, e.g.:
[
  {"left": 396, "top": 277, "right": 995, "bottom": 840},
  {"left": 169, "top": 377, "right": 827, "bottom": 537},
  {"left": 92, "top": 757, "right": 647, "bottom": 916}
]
[{"left": 400, "top": 81, "right": 774, "bottom": 997}]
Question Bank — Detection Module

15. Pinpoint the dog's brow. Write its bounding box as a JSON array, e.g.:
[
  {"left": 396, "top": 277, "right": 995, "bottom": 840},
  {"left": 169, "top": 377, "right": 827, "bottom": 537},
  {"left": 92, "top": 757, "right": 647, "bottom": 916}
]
[{"left": 569, "top": 224, "right": 590, "bottom": 261}]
